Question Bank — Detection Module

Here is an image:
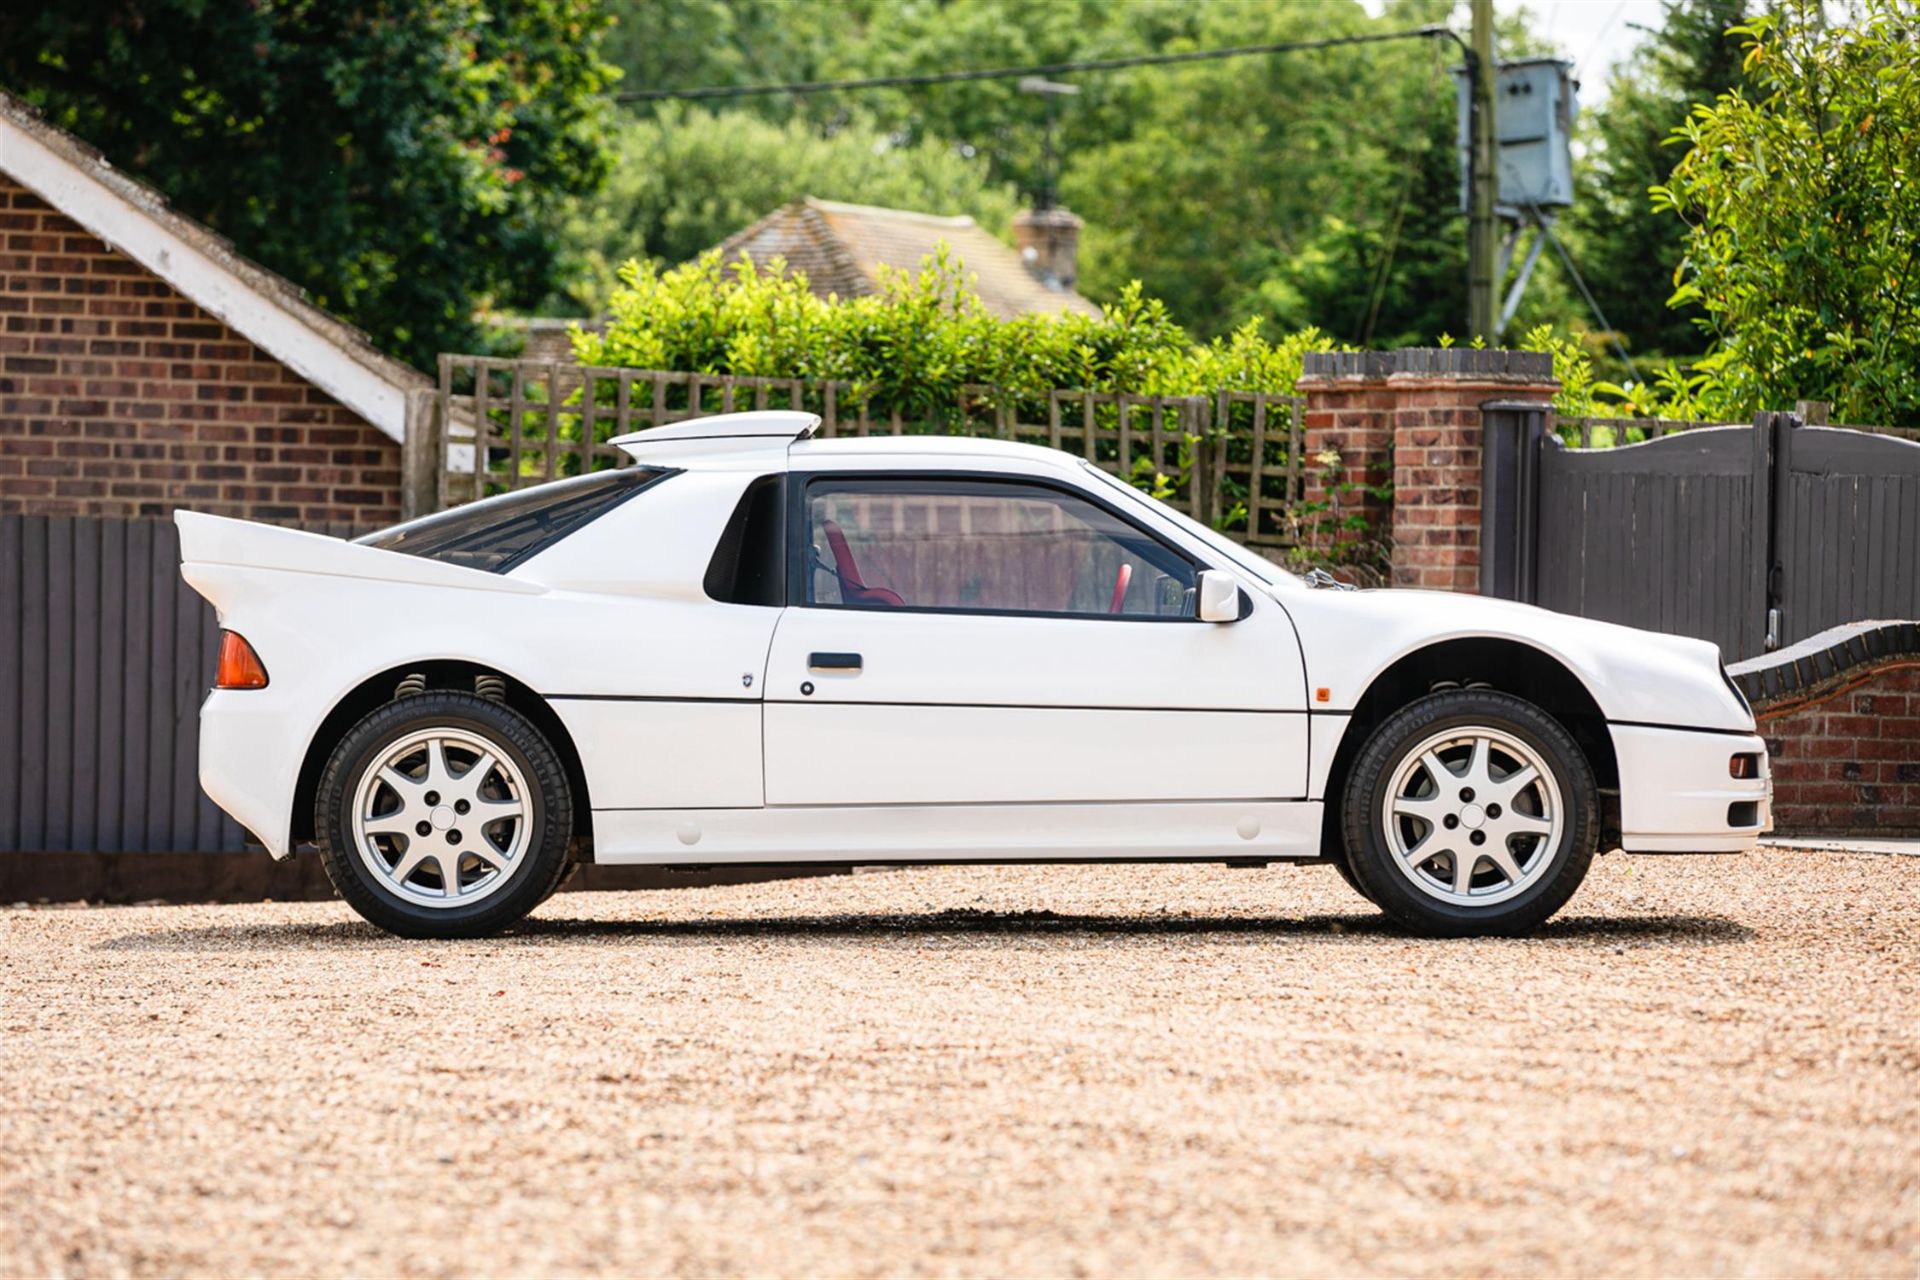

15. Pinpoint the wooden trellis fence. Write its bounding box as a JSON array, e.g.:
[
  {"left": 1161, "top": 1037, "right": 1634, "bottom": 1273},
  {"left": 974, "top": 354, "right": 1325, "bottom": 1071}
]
[{"left": 426, "top": 357, "right": 1310, "bottom": 553}]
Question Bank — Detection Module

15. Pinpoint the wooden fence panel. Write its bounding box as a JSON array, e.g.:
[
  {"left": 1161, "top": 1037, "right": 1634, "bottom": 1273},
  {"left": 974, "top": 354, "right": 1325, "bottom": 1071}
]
[{"left": 0, "top": 515, "right": 371, "bottom": 854}]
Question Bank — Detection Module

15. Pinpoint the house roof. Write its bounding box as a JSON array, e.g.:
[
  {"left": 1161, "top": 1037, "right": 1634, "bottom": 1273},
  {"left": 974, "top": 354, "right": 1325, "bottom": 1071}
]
[
  {"left": 0, "top": 88, "right": 430, "bottom": 443},
  {"left": 714, "top": 197, "right": 1101, "bottom": 321}
]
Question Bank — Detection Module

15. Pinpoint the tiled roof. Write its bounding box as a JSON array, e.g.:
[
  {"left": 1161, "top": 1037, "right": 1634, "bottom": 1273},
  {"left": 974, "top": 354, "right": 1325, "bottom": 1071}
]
[{"left": 715, "top": 197, "right": 1101, "bottom": 320}]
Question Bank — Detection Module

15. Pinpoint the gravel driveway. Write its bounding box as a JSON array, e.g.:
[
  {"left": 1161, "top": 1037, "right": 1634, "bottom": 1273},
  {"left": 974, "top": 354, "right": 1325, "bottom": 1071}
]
[{"left": 2, "top": 847, "right": 1915, "bottom": 1278}]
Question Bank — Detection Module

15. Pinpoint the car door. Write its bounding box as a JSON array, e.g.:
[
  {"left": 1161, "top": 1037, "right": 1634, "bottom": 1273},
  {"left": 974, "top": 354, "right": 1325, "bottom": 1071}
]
[{"left": 761, "top": 469, "right": 1309, "bottom": 807}]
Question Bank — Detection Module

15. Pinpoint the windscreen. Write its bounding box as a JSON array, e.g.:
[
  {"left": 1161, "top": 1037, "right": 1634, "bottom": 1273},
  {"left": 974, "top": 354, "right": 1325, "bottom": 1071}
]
[{"left": 357, "top": 466, "right": 674, "bottom": 573}]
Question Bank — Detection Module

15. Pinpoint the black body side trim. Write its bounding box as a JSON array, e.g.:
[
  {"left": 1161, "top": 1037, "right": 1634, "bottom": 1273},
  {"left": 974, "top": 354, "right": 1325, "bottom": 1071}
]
[
  {"left": 1606, "top": 719, "right": 1758, "bottom": 738},
  {"left": 542, "top": 693, "right": 1306, "bottom": 715},
  {"left": 545, "top": 693, "right": 759, "bottom": 705},
  {"left": 763, "top": 699, "right": 1303, "bottom": 714}
]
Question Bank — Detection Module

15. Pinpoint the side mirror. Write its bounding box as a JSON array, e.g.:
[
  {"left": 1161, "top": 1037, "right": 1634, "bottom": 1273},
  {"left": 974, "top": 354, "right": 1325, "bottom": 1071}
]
[{"left": 1196, "top": 570, "right": 1240, "bottom": 623}]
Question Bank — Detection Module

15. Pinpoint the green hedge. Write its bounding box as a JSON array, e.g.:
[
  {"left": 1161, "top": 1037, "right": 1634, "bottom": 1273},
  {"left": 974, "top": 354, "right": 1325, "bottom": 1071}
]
[{"left": 571, "top": 249, "right": 1339, "bottom": 414}]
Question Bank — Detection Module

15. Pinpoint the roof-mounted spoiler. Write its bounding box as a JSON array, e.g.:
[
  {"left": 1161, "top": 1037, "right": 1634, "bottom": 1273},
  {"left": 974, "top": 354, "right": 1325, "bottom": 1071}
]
[{"left": 610, "top": 410, "right": 821, "bottom": 460}]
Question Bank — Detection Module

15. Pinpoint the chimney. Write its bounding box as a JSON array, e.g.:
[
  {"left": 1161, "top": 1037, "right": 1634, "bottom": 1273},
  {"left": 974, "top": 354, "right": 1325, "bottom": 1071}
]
[{"left": 1014, "top": 207, "right": 1083, "bottom": 293}]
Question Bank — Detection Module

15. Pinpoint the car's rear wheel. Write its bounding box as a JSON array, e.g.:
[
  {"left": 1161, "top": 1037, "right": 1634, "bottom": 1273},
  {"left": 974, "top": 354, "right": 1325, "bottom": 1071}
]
[
  {"left": 315, "top": 692, "right": 572, "bottom": 938},
  {"left": 1341, "top": 689, "right": 1597, "bottom": 937}
]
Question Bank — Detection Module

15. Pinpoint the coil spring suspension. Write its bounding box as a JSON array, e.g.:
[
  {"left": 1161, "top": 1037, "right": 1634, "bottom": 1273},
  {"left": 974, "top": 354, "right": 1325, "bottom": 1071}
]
[
  {"left": 394, "top": 672, "right": 427, "bottom": 700},
  {"left": 1429, "top": 679, "right": 1495, "bottom": 694},
  {"left": 474, "top": 674, "right": 506, "bottom": 704}
]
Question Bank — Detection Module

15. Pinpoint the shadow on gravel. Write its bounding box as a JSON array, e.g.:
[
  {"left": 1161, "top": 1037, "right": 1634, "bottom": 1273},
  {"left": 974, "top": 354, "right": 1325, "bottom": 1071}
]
[{"left": 99, "top": 910, "right": 1754, "bottom": 951}]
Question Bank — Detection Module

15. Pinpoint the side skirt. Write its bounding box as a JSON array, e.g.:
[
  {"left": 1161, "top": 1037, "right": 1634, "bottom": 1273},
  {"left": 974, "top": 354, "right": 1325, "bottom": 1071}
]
[{"left": 591, "top": 800, "right": 1323, "bottom": 866}]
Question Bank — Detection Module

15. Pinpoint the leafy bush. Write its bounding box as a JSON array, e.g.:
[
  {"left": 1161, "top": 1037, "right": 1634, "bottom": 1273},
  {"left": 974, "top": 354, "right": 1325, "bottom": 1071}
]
[
  {"left": 1652, "top": 0, "right": 1920, "bottom": 426},
  {"left": 1503, "top": 325, "right": 1727, "bottom": 427},
  {"left": 574, "top": 249, "right": 1337, "bottom": 409}
]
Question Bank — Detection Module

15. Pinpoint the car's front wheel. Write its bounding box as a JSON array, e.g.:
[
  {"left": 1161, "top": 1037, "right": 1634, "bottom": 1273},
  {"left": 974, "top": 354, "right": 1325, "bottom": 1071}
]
[
  {"left": 314, "top": 691, "right": 573, "bottom": 938},
  {"left": 1341, "top": 689, "right": 1597, "bottom": 937}
]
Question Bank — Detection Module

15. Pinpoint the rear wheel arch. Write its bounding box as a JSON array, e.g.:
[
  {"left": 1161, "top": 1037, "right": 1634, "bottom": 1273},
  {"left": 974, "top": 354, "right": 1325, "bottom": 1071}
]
[
  {"left": 291, "top": 661, "right": 592, "bottom": 847},
  {"left": 1317, "top": 637, "right": 1620, "bottom": 860}
]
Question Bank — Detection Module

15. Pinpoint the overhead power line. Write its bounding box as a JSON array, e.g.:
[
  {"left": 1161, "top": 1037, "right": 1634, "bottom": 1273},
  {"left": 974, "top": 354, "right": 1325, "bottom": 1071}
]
[{"left": 615, "top": 26, "right": 1470, "bottom": 103}]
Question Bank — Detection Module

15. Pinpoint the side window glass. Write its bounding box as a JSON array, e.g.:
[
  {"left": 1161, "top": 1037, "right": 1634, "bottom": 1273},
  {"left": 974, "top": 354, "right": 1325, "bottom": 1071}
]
[{"left": 804, "top": 479, "right": 1197, "bottom": 618}]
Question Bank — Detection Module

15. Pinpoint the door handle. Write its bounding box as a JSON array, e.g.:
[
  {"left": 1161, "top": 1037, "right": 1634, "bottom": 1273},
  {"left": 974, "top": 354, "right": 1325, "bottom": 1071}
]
[{"left": 808, "top": 651, "right": 863, "bottom": 672}]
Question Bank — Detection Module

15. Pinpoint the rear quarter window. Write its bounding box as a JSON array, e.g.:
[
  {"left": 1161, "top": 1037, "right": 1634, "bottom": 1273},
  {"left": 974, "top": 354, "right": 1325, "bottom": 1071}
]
[{"left": 357, "top": 466, "right": 675, "bottom": 573}]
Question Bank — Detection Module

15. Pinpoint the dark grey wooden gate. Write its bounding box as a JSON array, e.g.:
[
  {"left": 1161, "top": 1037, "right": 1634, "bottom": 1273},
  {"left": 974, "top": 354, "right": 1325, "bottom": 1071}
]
[
  {"left": 1773, "top": 424, "right": 1920, "bottom": 649},
  {"left": 0, "top": 514, "right": 366, "bottom": 853},
  {"left": 1534, "top": 424, "right": 1768, "bottom": 657},
  {"left": 1485, "top": 410, "right": 1920, "bottom": 660}
]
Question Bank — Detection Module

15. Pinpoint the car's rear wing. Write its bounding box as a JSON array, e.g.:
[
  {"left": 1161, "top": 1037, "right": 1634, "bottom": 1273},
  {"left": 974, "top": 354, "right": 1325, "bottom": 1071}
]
[
  {"left": 175, "top": 510, "right": 543, "bottom": 616},
  {"left": 610, "top": 410, "right": 820, "bottom": 461}
]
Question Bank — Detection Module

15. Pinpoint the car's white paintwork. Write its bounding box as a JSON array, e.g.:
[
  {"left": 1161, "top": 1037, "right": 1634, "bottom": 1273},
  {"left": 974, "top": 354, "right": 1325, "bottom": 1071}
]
[
  {"left": 178, "top": 412, "right": 1771, "bottom": 866},
  {"left": 591, "top": 802, "right": 1323, "bottom": 865}
]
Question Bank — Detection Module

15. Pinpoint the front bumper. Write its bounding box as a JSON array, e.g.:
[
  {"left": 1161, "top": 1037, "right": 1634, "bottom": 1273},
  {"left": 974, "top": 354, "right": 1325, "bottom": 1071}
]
[{"left": 1611, "top": 723, "right": 1772, "bottom": 854}]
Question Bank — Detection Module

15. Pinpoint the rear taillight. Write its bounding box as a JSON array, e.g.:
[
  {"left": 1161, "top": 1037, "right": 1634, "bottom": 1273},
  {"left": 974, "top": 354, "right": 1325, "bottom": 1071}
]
[{"left": 215, "top": 631, "right": 269, "bottom": 690}]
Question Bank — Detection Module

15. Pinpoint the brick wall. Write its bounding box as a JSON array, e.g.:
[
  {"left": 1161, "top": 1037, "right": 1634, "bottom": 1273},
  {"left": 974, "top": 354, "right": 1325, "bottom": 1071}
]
[
  {"left": 1297, "top": 384, "right": 1393, "bottom": 539},
  {"left": 1388, "top": 381, "right": 1501, "bottom": 592},
  {"left": 0, "top": 176, "right": 402, "bottom": 526},
  {"left": 1295, "top": 351, "right": 1557, "bottom": 591},
  {"left": 1760, "top": 663, "right": 1920, "bottom": 836}
]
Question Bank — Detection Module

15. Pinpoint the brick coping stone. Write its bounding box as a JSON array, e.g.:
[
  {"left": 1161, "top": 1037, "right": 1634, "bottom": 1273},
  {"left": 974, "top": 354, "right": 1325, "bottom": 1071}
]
[
  {"left": 1299, "top": 348, "right": 1554, "bottom": 382},
  {"left": 1728, "top": 620, "right": 1920, "bottom": 711}
]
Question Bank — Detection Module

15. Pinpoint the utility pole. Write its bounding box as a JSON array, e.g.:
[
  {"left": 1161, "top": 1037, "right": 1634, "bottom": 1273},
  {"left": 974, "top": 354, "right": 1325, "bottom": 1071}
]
[
  {"left": 1018, "top": 76, "right": 1079, "bottom": 211},
  {"left": 1467, "top": 0, "right": 1498, "bottom": 343}
]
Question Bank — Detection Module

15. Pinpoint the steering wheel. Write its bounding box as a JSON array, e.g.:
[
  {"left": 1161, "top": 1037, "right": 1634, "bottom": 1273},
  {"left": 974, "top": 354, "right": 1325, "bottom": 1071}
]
[{"left": 1107, "top": 563, "right": 1133, "bottom": 615}]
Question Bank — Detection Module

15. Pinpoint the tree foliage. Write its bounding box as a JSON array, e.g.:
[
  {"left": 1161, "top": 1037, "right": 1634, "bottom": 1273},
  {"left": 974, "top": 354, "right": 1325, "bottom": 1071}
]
[
  {"left": 589, "top": 0, "right": 1495, "bottom": 345},
  {"left": 597, "top": 0, "right": 845, "bottom": 114},
  {"left": 1054, "top": 0, "right": 1464, "bottom": 341},
  {"left": 1653, "top": 0, "right": 1920, "bottom": 424},
  {"left": 0, "top": 0, "right": 619, "bottom": 368},
  {"left": 1246, "top": 104, "right": 1466, "bottom": 350},
  {"left": 1569, "top": 0, "right": 1751, "bottom": 359},
  {"left": 554, "top": 108, "right": 1019, "bottom": 310}
]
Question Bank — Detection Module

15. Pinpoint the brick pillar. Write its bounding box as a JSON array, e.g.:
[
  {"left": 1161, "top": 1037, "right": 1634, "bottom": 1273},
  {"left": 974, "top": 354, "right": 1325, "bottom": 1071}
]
[
  {"left": 1295, "top": 356, "right": 1395, "bottom": 544},
  {"left": 1296, "top": 349, "right": 1557, "bottom": 591}
]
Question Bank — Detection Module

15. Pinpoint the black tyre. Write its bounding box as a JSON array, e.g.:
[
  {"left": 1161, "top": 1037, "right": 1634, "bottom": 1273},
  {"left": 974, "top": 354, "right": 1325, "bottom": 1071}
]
[
  {"left": 315, "top": 691, "right": 574, "bottom": 938},
  {"left": 1329, "top": 850, "right": 1375, "bottom": 904},
  {"left": 1341, "top": 689, "right": 1597, "bottom": 937}
]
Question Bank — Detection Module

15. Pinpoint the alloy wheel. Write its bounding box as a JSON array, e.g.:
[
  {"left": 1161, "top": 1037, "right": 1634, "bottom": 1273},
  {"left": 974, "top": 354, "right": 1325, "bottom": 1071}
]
[
  {"left": 1380, "top": 726, "right": 1564, "bottom": 908},
  {"left": 349, "top": 727, "right": 534, "bottom": 909}
]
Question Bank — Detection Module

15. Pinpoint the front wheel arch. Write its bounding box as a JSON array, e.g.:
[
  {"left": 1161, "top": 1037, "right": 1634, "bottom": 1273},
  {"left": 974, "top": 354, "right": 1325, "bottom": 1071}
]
[
  {"left": 290, "top": 661, "right": 591, "bottom": 848},
  {"left": 1317, "top": 637, "right": 1620, "bottom": 864}
]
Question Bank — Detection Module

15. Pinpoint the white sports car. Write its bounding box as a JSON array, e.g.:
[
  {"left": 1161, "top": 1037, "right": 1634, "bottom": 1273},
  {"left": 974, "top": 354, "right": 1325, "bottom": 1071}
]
[{"left": 177, "top": 411, "right": 1771, "bottom": 938}]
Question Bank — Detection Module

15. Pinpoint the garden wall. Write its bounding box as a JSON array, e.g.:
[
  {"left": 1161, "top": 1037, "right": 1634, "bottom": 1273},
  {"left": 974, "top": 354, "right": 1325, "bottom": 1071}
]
[{"left": 1732, "top": 623, "right": 1920, "bottom": 837}]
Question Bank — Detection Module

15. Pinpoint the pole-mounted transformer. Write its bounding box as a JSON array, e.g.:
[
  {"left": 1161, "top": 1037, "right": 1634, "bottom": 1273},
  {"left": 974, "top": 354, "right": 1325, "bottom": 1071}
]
[{"left": 1456, "top": 54, "right": 1581, "bottom": 341}]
